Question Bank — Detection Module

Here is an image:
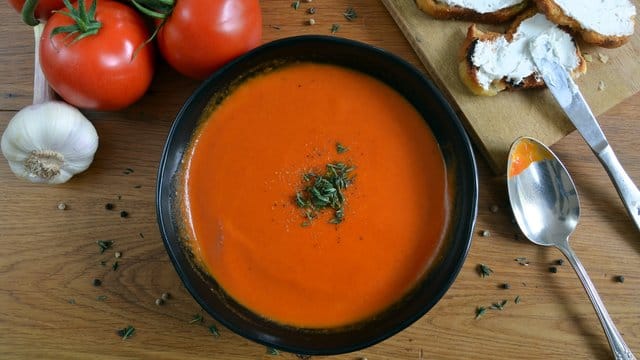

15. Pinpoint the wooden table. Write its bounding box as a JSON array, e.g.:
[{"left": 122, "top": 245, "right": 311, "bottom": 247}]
[{"left": 1, "top": 1, "right": 638, "bottom": 359}]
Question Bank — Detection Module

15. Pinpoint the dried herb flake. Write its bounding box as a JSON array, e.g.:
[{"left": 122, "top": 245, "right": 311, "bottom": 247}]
[
  {"left": 477, "top": 263, "right": 493, "bottom": 277},
  {"left": 343, "top": 7, "right": 357, "bottom": 21},
  {"left": 475, "top": 306, "right": 487, "bottom": 319},
  {"left": 209, "top": 325, "right": 220, "bottom": 337},
  {"left": 97, "top": 240, "right": 114, "bottom": 254},
  {"left": 336, "top": 142, "right": 348, "bottom": 154},
  {"left": 331, "top": 24, "right": 340, "bottom": 34},
  {"left": 291, "top": 1, "right": 300, "bottom": 10},
  {"left": 189, "top": 314, "right": 204, "bottom": 324},
  {"left": 118, "top": 325, "right": 135, "bottom": 340}
]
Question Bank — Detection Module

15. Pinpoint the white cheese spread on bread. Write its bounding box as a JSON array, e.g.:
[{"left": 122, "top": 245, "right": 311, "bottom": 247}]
[
  {"left": 436, "top": 0, "right": 525, "bottom": 13},
  {"left": 552, "top": 0, "right": 636, "bottom": 36},
  {"left": 471, "top": 13, "right": 579, "bottom": 90}
]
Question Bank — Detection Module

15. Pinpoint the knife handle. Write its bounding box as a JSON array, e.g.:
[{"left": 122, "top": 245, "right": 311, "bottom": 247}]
[{"left": 596, "top": 145, "right": 640, "bottom": 232}]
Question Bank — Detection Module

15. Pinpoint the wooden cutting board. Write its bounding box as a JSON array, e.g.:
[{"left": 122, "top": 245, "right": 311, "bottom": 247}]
[{"left": 381, "top": 0, "right": 640, "bottom": 173}]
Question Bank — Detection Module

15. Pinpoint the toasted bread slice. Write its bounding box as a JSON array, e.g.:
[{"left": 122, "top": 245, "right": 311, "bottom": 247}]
[
  {"left": 533, "top": 0, "right": 636, "bottom": 48},
  {"left": 459, "top": 9, "right": 587, "bottom": 96},
  {"left": 416, "top": 0, "right": 530, "bottom": 23}
]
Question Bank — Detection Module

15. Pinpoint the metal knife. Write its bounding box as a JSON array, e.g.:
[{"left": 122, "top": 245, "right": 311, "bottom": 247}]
[{"left": 532, "top": 55, "right": 640, "bottom": 233}]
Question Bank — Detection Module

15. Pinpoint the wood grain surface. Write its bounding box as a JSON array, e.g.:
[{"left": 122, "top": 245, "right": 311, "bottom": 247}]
[
  {"left": 381, "top": 0, "right": 640, "bottom": 173},
  {"left": 1, "top": 1, "right": 639, "bottom": 359}
]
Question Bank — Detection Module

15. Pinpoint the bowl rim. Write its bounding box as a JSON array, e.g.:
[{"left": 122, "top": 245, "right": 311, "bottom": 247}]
[{"left": 156, "top": 34, "right": 478, "bottom": 355}]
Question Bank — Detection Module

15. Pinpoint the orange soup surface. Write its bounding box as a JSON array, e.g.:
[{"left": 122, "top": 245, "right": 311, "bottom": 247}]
[{"left": 181, "top": 62, "right": 450, "bottom": 328}]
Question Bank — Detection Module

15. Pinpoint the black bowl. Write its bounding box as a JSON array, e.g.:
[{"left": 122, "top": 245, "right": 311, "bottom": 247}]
[{"left": 156, "top": 35, "right": 478, "bottom": 355}]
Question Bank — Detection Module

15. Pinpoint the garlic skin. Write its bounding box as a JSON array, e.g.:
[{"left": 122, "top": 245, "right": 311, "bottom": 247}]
[{"left": 1, "top": 101, "right": 99, "bottom": 184}]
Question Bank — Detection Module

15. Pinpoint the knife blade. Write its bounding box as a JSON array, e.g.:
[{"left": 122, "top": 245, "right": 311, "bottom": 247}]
[{"left": 532, "top": 51, "right": 640, "bottom": 233}]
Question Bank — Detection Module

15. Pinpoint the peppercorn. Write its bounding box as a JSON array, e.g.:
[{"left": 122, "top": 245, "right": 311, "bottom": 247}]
[
  {"left": 105, "top": 203, "right": 114, "bottom": 210},
  {"left": 120, "top": 211, "right": 129, "bottom": 218},
  {"left": 93, "top": 278, "right": 102, "bottom": 286},
  {"left": 549, "top": 266, "right": 558, "bottom": 273},
  {"left": 161, "top": 292, "right": 171, "bottom": 301}
]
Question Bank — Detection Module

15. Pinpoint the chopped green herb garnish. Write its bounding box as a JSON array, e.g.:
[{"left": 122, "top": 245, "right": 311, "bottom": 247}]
[
  {"left": 118, "top": 325, "right": 135, "bottom": 340},
  {"left": 490, "top": 300, "right": 507, "bottom": 310},
  {"left": 514, "top": 295, "right": 521, "bottom": 304},
  {"left": 97, "top": 295, "right": 108, "bottom": 301},
  {"left": 336, "top": 142, "right": 348, "bottom": 154},
  {"left": 209, "top": 325, "right": 220, "bottom": 337},
  {"left": 291, "top": 1, "right": 300, "bottom": 10},
  {"left": 331, "top": 23, "right": 340, "bottom": 34},
  {"left": 97, "top": 240, "right": 114, "bottom": 254},
  {"left": 475, "top": 306, "right": 487, "bottom": 319},
  {"left": 112, "top": 261, "right": 119, "bottom": 271},
  {"left": 189, "top": 314, "right": 204, "bottom": 324},
  {"left": 295, "top": 162, "right": 355, "bottom": 226},
  {"left": 343, "top": 7, "right": 357, "bottom": 21},
  {"left": 266, "top": 347, "right": 280, "bottom": 355},
  {"left": 478, "top": 263, "right": 493, "bottom": 277}
]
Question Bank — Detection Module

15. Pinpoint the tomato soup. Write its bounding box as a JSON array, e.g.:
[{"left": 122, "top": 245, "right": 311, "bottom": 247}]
[{"left": 180, "top": 62, "right": 449, "bottom": 328}]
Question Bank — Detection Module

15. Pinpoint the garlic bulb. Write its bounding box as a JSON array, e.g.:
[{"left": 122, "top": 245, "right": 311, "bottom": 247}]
[{"left": 1, "top": 101, "right": 99, "bottom": 184}]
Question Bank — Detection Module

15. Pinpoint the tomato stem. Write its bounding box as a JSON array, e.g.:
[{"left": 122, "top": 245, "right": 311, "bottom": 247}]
[
  {"left": 51, "top": 0, "right": 102, "bottom": 44},
  {"left": 129, "top": 0, "right": 174, "bottom": 19},
  {"left": 21, "top": 0, "right": 41, "bottom": 26}
]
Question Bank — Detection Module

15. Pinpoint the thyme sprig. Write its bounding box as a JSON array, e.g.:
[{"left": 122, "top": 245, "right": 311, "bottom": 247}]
[{"left": 295, "top": 162, "right": 355, "bottom": 226}]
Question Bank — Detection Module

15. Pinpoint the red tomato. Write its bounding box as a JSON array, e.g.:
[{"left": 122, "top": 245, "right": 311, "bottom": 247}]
[
  {"left": 8, "top": 0, "right": 65, "bottom": 21},
  {"left": 157, "top": 0, "right": 262, "bottom": 80},
  {"left": 40, "top": 0, "right": 155, "bottom": 110}
]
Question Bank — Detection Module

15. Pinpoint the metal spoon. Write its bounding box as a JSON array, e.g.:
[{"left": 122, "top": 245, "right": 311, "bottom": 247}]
[{"left": 507, "top": 137, "right": 636, "bottom": 360}]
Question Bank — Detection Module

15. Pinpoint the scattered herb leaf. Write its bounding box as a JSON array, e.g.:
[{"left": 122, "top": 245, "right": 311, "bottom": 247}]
[
  {"left": 490, "top": 300, "right": 507, "bottom": 310},
  {"left": 475, "top": 306, "right": 487, "bottom": 319},
  {"left": 97, "top": 295, "right": 108, "bottom": 301},
  {"left": 190, "top": 314, "right": 204, "bottom": 324},
  {"left": 477, "top": 263, "right": 493, "bottom": 277},
  {"left": 123, "top": 168, "right": 134, "bottom": 175},
  {"left": 331, "top": 23, "right": 340, "bottom": 34},
  {"left": 291, "top": 0, "right": 300, "bottom": 10},
  {"left": 514, "top": 295, "right": 521, "bottom": 304},
  {"left": 68, "top": 298, "right": 76, "bottom": 304},
  {"left": 266, "top": 347, "right": 280, "bottom": 355},
  {"left": 118, "top": 325, "right": 135, "bottom": 340},
  {"left": 209, "top": 325, "right": 220, "bottom": 337},
  {"left": 343, "top": 7, "right": 357, "bottom": 21},
  {"left": 97, "top": 240, "right": 114, "bottom": 254},
  {"left": 336, "top": 142, "right": 348, "bottom": 154},
  {"left": 112, "top": 261, "right": 119, "bottom": 271}
]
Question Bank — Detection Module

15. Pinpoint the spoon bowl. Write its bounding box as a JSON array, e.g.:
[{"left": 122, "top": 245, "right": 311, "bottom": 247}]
[
  {"left": 507, "top": 136, "right": 636, "bottom": 360},
  {"left": 507, "top": 137, "right": 580, "bottom": 247}
]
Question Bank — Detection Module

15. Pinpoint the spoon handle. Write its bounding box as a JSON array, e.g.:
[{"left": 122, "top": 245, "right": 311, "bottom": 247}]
[
  {"left": 557, "top": 243, "right": 636, "bottom": 360},
  {"left": 596, "top": 145, "right": 640, "bottom": 233}
]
